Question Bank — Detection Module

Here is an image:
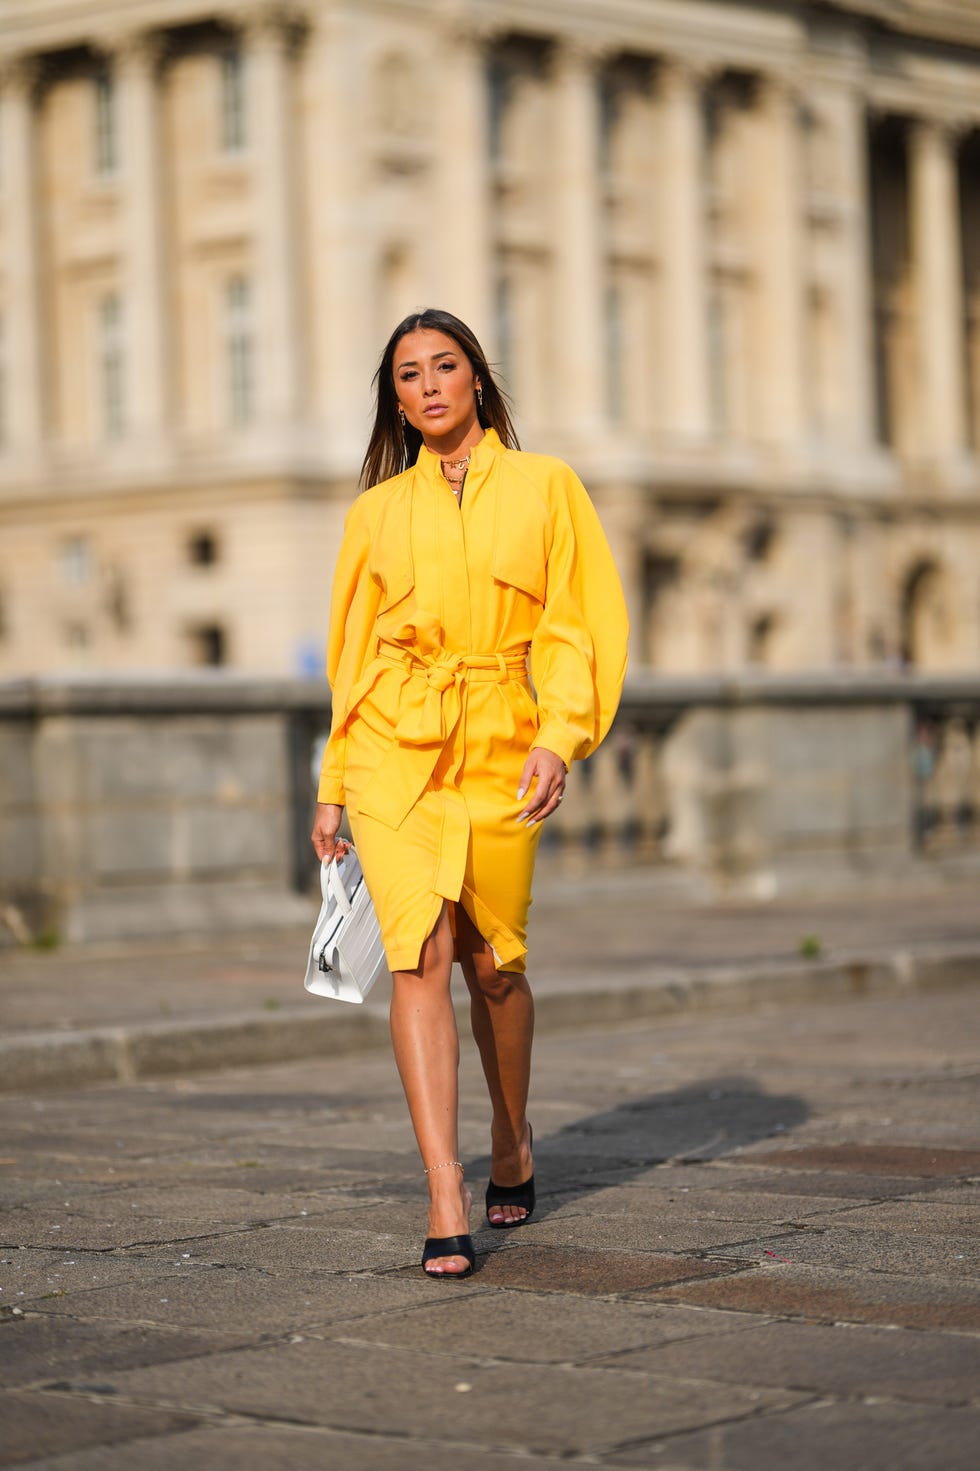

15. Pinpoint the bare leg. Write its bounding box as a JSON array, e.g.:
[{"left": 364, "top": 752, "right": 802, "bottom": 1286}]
[
  {"left": 456, "top": 904, "right": 534, "bottom": 1225},
  {"left": 389, "top": 903, "right": 472, "bottom": 1275}
]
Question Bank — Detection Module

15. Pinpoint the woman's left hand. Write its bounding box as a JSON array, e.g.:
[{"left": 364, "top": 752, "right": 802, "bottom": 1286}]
[{"left": 517, "top": 746, "right": 567, "bottom": 825}]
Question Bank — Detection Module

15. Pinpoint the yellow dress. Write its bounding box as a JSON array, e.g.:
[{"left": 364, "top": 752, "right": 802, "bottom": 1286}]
[{"left": 317, "top": 428, "right": 628, "bottom": 973}]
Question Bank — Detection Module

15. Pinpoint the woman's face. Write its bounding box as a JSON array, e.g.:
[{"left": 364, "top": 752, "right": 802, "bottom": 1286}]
[{"left": 393, "top": 329, "right": 482, "bottom": 444}]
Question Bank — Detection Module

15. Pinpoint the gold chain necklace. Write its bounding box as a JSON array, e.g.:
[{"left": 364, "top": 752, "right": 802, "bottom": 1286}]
[{"left": 441, "top": 455, "right": 470, "bottom": 496}]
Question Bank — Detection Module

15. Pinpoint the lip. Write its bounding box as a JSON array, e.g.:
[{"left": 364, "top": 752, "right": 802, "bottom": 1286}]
[{"left": 423, "top": 404, "right": 448, "bottom": 415}]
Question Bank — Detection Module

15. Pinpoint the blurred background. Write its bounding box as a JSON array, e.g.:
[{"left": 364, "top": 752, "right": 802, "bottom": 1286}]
[{"left": 1, "top": 0, "right": 979, "bottom": 942}]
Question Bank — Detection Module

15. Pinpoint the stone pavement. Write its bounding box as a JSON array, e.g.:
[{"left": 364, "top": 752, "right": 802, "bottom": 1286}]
[
  {"left": 2, "top": 873, "right": 980, "bottom": 1092},
  {"left": 1, "top": 984, "right": 978, "bottom": 1470}
]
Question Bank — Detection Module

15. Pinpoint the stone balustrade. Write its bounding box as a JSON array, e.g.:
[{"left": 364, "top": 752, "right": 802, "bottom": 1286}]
[{"left": 1, "top": 672, "right": 978, "bottom": 944}]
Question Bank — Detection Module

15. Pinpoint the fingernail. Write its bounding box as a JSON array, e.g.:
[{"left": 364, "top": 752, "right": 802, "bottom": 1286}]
[{"left": 517, "top": 786, "right": 526, "bottom": 800}]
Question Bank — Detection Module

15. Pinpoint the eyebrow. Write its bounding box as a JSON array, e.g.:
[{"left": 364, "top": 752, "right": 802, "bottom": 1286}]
[{"left": 395, "top": 351, "right": 458, "bottom": 369}]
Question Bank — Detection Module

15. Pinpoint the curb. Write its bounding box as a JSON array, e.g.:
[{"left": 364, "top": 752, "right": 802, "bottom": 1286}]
[{"left": 2, "top": 947, "right": 978, "bottom": 1095}]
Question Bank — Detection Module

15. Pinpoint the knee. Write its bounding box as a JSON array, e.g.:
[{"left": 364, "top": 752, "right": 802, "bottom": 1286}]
[{"left": 464, "top": 953, "right": 517, "bottom": 1002}]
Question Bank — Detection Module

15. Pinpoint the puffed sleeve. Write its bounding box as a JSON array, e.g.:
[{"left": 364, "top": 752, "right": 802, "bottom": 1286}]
[
  {"left": 316, "top": 498, "right": 377, "bottom": 805},
  {"left": 530, "top": 464, "right": 629, "bottom": 769}
]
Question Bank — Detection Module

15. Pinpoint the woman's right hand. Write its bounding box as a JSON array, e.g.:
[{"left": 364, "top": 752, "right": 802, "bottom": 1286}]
[{"left": 311, "top": 802, "right": 349, "bottom": 863}]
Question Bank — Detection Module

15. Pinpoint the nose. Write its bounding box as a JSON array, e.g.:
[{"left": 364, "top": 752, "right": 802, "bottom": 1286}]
[{"left": 422, "top": 377, "right": 439, "bottom": 397}]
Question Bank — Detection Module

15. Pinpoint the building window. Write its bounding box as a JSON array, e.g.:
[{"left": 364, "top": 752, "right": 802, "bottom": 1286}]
[
  {"left": 188, "top": 623, "right": 227, "bottom": 666},
  {"left": 98, "top": 293, "right": 125, "bottom": 438},
  {"left": 225, "top": 276, "right": 254, "bottom": 425},
  {"left": 495, "top": 274, "right": 513, "bottom": 391},
  {"left": 59, "top": 535, "right": 93, "bottom": 588},
  {"left": 605, "top": 281, "right": 624, "bottom": 423},
  {"left": 487, "top": 59, "right": 508, "bottom": 167},
  {"left": 748, "top": 613, "right": 777, "bottom": 666},
  {"left": 94, "top": 71, "right": 119, "bottom": 177},
  {"left": 599, "top": 77, "right": 618, "bottom": 182},
  {"left": 188, "top": 530, "right": 220, "bottom": 566},
  {"left": 64, "top": 621, "right": 92, "bottom": 651},
  {"left": 220, "top": 49, "right": 247, "bottom": 153}
]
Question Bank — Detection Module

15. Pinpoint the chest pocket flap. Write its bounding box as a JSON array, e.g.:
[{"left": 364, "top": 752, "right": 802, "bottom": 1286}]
[
  {"left": 369, "top": 480, "right": 415, "bottom": 612},
  {"left": 490, "top": 471, "right": 550, "bottom": 604}
]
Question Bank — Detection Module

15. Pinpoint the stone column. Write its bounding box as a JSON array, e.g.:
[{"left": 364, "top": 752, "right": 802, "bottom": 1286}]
[
  {"left": 306, "top": 8, "right": 368, "bottom": 463},
  {"left": 657, "top": 59, "right": 710, "bottom": 441},
  {"left": 909, "top": 118, "right": 967, "bottom": 458},
  {"left": 114, "top": 33, "right": 169, "bottom": 446},
  {"left": 244, "top": 8, "right": 301, "bottom": 427},
  {"left": 552, "top": 42, "right": 606, "bottom": 436},
  {"left": 753, "top": 76, "right": 806, "bottom": 445},
  {"left": 438, "top": 29, "right": 493, "bottom": 348},
  {"left": 0, "top": 56, "right": 44, "bottom": 460},
  {"left": 830, "top": 85, "right": 875, "bottom": 451},
  {"left": 593, "top": 485, "right": 644, "bottom": 665}
]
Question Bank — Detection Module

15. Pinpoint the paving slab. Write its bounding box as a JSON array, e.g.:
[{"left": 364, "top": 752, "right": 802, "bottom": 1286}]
[
  {"left": 0, "top": 1391, "right": 200, "bottom": 1469},
  {"left": 313, "top": 1293, "right": 758, "bottom": 1362},
  {"left": 551, "top": 1181, "right": 882, "bottom": 1220},
  {"left": 704, "top": 1226, "right": 979, "bottom": 1277},
  {"left": 693, "top": 1169, "right": 955, "bottom": 1200},
  {"left": 427, "top": 1243, "right": 741, "bottom": 1295},
  {"left": 96, "top": 1337, "right": 804, "bottom": 1457},
  {"left": 604, "top": 1400, "right": 980, "bottom": 1471},
  {"left": 653, "top": 1261, "right": 980, "bottom": 1332},
  {"left": 742, "top": 1143, "right": 980, "bottom": 1178},
  {"left": 23, "top": 1267, "right": 435, "bottom": 1334},
  {"left": 524, "top": 1209, "right": 855, "bottom": 1253},
  {"left": 16, "top": 1422, "right": 583, "bottom": 1471},
  {"left": 0, "top": 1249, "right": 156, "bottom": 1307},
  {"left": 0, "top": 1314, "right": 248, "bottom": 1390},
  {"left": 799, "top": 1199, "right": 980, "bottom": 1236},
  {"left": 588, "top": 1317, "right": 980, "bottom": 1404}
]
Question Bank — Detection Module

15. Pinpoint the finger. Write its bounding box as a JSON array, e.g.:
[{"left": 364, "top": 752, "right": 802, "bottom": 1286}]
[
  {"left": 537, "top": 788, "right": 565, "bottom": 822},
  {"left": 516, "top": 755, "right": 537, "bottom": 802},
  {"left": 522, "top": 779, "right": 565, "bottom": 823},
  {"left": 312, "top": 826, "right": 341, "bottom": 860}
]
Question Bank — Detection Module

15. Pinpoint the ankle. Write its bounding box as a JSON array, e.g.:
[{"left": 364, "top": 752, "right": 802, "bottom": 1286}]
[
  {"left": 424, "top": 1157, "right": 463, "bottom": 1177},
  {"left": 491, "top": 1120, "right": 530, "bottom": 1156}
]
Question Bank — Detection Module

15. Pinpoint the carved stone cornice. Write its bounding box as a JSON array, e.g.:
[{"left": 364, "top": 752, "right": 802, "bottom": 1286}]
[
  {"left": 552, "top": 35, "right": 616, "bottom": 75},
  {"left": 657, "top": 54, "right": 723, "bottom": 99},
  {"left": 223, "top": 1, "right": 307, "bottom": 43},
  {"left": 0, "top": 51, "right": 45, "bottom": 99},
  {"left": 87, "top": 28, "right": 170, "bottom": 74}
]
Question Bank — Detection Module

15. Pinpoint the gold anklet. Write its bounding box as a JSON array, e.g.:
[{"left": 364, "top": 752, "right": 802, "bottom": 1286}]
[{"left": 424, "top": 1159, "right": 463, "bottom": 1174}]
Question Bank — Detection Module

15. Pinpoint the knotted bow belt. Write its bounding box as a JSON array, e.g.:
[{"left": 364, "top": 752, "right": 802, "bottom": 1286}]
[
  {"left": 351, "top": 641, "right": 531, "bottom": 829},
  {"left": 376, "top": 641, "right": 530, "bottom": 746}
]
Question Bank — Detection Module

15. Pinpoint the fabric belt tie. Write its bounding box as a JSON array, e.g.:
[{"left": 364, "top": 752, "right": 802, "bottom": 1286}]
[
  {"left": 376, "top": 641, "right": 529, "bottom": 748},
  {"left": 346, "top": 641, "right": 530, "bottom": 831}
]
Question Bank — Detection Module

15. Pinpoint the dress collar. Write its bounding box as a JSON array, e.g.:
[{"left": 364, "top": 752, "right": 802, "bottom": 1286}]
[{"left": 415, "top": 427, "right": 503, "bottom": 485}]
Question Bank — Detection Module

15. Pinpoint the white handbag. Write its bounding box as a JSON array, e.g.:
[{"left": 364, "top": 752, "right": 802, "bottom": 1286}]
[{"left": 303, "top": 848, "right": 388, "bottom": 1004}]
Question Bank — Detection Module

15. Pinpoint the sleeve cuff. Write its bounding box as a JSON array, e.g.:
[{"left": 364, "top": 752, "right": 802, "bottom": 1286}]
[
  {"left": 316, "top": 775, "right": 346, "bottom": 806},
  {"left": 532, "top": 720, "right": 581, "bottom": 772}
]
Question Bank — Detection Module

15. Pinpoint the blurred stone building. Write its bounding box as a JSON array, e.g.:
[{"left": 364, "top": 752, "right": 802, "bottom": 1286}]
[{"left": 1, "top": 0, "right": 979, "bottom": 678}]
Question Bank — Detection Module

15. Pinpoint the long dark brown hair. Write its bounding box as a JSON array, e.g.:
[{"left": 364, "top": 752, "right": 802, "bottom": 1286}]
[{"left": 360, "top": 308, "right": 520, "bottom": 489}]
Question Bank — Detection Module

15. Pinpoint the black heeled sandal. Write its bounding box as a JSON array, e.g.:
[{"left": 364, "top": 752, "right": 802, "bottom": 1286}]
[
  {"left": 485, "top": 1125, "right": 535, "bottom": 1229},
  {"left": 422, "top": 1234, "right": 475, "bottom": 1279}
]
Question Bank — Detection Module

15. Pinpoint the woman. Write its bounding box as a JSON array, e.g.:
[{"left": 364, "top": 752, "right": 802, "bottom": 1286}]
[{"left": 311, "top": 309, "right": 628, "bottom": 1279}]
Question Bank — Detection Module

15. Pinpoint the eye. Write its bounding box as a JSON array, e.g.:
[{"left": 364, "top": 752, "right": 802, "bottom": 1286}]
[
  {"left": 398, "top": 369, "right": 418, "bottom": 382},
  {"left": 438, "top": 360, "right": 458, "bottom": 371}
]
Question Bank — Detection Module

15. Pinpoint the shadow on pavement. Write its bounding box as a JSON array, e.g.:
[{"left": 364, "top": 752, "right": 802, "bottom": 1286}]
[{"left": 471, "top": 1075, "right": 809, "bottom": 1222}]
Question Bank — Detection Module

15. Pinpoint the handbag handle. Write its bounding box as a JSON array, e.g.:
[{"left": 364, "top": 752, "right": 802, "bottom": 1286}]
[{"left": 321, "top": 854, "right": 353, "bottom": 917}]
